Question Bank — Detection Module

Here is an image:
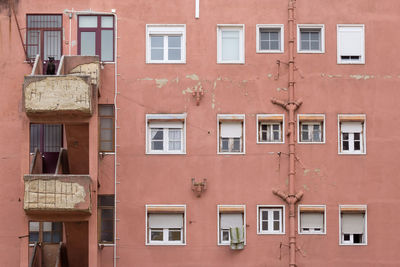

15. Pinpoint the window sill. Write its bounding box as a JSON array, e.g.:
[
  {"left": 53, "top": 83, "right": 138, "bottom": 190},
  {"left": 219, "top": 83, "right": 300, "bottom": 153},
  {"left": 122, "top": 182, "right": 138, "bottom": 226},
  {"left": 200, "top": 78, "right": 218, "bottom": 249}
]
[
  {"left": 218, "top": 152, "right": 245, "bottom": 155},
  {"left": 146, "top": 242, "right": 186, "bottom": 246},
  {"left": 257, "top": 232, "right": 285, "bottom": 235},
  {"left": 337, "top": 62, "right": 365, "bottom": 65},
  {"left": 257, "top": 141, "right": 284, "bottom": 144},
  {"left": 298, "top": 141, "right": 325, "bottom": 144},
  {"left": 339, "top": 243, "right": 367, "bottom": 246},
  {"left": 256, "top": 50, "right": 284, "bottom": 54},
  {"left": 98, "top": 243, "right": 115, "bottom": 247},
  {"left": 297, "top": 50, "right": 325, "bottom": 54},
  {"left": 146, "top": 151, "right": 186, "bottom": 155},
  {"left": 146, "top": 61, "right": 186, "bottom": 64},
  {"left": 338, "top": 152, "right": 366, "bottom": 155},
  {"left": 217, "top": 61, "right": 245, "bottom": 64}
]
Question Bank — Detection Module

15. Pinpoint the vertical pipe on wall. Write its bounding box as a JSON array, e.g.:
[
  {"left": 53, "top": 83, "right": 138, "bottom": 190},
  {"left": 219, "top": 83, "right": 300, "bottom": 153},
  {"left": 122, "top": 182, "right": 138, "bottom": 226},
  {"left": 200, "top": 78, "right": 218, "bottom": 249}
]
[
  {"left": 195, "top": 0, "right": 200, "bottom": 18},
  {"left": 272, "top": 1, "right": 303, "bottom": 266},
  {"left": 287, "top": 1, "right": 296, "bottom": 266}
]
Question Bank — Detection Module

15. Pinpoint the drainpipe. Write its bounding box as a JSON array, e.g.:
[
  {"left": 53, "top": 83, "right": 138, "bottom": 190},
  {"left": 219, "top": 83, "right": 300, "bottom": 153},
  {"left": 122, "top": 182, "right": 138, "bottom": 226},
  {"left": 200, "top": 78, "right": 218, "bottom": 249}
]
[
  {"left": 271, "top": 1, "right": 303, "bottom": 266},
  {"left": 62, "top": 9, "right": 119, "bottom": 267}
]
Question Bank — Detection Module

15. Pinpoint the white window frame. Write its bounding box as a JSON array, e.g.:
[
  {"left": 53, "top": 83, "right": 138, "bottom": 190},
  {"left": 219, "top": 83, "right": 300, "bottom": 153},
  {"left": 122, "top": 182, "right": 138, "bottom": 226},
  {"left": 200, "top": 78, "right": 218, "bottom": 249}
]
[
  {"left": 145, "top": 205, "right": 186, "bottom": 246},
  {"left": 297, "top": 24, "right": 325, "bottom": 53},
  {"left": 217, "top": 205, "right": 246, "bottom": 246},
  {"left": 257, "top": 205, "right": 285, "bottom": 235},
  {"left": 256, "top": 24, "right": 284, "bottom": 53},
  {"left": 297, "top": 114, "right": 325, "bottom": 144},
  {"left": 217, "top": 24, "right": 245, "bottom": 64},
  {"left": 217, "top": 114, "right": 245, "bottom": 154},
  {"left": 339, "top": 205, "right": 367, "bottom": 246},
  {"left": 337, "top": 24, "right": 365, "bottom": 64},
  {"left": 298, "top": 205, "right": 326, "bottom": 235},
  {"left": 257, "top": 114, "right": 285, "bottom": 144},
  {"left": 146, "top": 24, "right": 186, "bottom": 64},
  {"left": 338, "top": 114, "right": 366, "bottom": 155},
  {"left": 146, "top": 114, "right": 186, "bottom": 154}
]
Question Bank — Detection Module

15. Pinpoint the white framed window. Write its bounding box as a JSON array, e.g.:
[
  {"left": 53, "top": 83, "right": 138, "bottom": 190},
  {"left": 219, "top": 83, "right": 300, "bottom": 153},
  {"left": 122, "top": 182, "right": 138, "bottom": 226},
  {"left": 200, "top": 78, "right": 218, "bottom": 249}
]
[
  {"left": 256, "top": 24, "right": 284, "bottom": 53},
  {"left": 298, "top": 205, "right": 326, "bottom": 234},
  {"left": 297, "top": 24, "right": 325, "bottom": 53},
  {"left": 217, "top": 25, "right": 245, "bottom": 64},
  {"left": 298, "top": 114, "right": 325, "bottom": 143},
  {"left": 146, "top": 24, "right": 186, "bottom": 63},
  {"left": 339, "top": 205, "right": 367, "bottom": 245},
  {"left": 146, "top": 114, "right": 186, "bottom": 154},
  {"left": 217, "top": 114, "right": 245, "bottom": 154},
  {"left": 257, "top": 114, "right": 284, "bottom": 143},
  {"left": 217, "top": 205, "right": 246, "bottom": 247},
  {"left": 338, "top": 114, "right": 366, "bottom": 155},
  {"left": 145, "top": 205, "right": 186, "bottom": 245},
  {"left": 337, "top": 25, "right": 365, "bottom": 64},
  {"left": 257, "top": 205, "right": 285, "bottom": 234}
]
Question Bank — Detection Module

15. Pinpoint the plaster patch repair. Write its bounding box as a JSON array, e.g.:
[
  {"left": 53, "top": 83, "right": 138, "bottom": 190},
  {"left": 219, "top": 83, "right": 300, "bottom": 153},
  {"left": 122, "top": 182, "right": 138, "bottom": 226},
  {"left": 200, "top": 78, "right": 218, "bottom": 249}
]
[
  {"left": 24, "top": 76, "right": 91, "bottom": 113},
  {"left": 186, "top": 74, "right": 199, "bottom": 80},
  {"left": 24, "top": 179, "right": 86, "bottom": 210}
]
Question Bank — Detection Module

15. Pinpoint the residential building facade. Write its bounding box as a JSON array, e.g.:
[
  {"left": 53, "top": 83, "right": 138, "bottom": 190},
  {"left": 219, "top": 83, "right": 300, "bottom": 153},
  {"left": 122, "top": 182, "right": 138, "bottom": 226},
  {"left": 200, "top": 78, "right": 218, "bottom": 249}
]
[{"left": 0, "top": 0, "right": 399, "bottom": 266}]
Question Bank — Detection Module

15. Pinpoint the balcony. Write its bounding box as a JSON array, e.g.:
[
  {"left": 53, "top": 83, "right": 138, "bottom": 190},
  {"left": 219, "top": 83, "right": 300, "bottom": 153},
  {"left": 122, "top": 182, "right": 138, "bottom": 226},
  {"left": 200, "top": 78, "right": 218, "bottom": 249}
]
[
  {"left": 24, "top": 149, "right": 92, "bottom": 214},
  {"left": 23, "top": 55, "right": 100, "bottom": 116}
]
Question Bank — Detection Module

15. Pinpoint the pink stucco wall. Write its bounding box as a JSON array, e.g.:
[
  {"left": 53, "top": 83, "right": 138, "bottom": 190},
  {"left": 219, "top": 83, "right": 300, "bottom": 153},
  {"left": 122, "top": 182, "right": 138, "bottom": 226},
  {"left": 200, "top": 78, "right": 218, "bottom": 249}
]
[{"left": 1, "top": 0, "right": 400, "bottom": 266}]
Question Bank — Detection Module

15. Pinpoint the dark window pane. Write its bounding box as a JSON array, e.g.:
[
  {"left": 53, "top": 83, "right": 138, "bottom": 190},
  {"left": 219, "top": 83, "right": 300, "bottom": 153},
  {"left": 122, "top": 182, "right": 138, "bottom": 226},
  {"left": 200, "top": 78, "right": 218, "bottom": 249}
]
[
  {"left": 262, "top": 210, "right": 268, "bottom": 220},
  {"left": 273, "top": 211, "right": 280, "bottom": 220},
  {"left": 99, "top": 195, "right": 114, "bottom": 206},
  {"left": 233, "top": 138, "right": 241, "bottom": 151},
  {"left": 354, "top": 141, "right": 360, "bottom": 150},
  {"left": 344, "top": 234, "right": 350, "bottom": 241},
  {"left": 29, "top": 232, "right": 39, "bottom": 242},
  {"left": 262, "top": 221, "right": 268, "bottom": 231},
  {"left": 102, "top": 209, "right": 114, "bottom": 219},
  {"left": 150, "top": 230, "right": 163, "bottom": 241},
  {"left": 354, "top": 234, "right": 363, "bottom": 243},
  {"left": 101, "top": 232, "right": 113, "bottom": 242},
  {"left": 43, "top": 232, "right": 52, "bottom": 242},
  {"left": 343, "top": 141, "right": 349, "bottom": 150},
  {"left": 342, "top": 133, "right": 349, "bottom": 140},
  {"left": 52, "top": 232, "right": 61, "bottom": 243},
  {"left": 168, "top": 230, "right": 181, "bottom": 241},
  {"left": 354, "top": 133, "right": 360, "bottom": 140},
  {"left": 222, "top": 230, "right": 230, "bottom": 241},
  {"left": 273, "top": 221, "right": 280, "bottom": 231}
]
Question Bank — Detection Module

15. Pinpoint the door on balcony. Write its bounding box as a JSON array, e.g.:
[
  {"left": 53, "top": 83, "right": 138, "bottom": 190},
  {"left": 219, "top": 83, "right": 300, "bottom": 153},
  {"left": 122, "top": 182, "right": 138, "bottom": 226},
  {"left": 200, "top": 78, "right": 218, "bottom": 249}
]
[
  {"left": 26, "top": 14, "right": 62, "bottom": 73},
  {"left": 30, "top": 124, "right": 63, "bottom": 173}
]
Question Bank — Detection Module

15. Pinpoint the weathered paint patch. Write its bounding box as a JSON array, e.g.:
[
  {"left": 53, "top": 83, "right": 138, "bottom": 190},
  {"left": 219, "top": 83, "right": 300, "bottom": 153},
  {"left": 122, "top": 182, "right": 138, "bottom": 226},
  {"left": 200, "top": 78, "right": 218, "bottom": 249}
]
[
  {"left": 155, "top": 78, "right": 168, "bottom": 88},
  {"left": 327, "top": 74, "right": 342, "bottom": 78},
  {"left": 172, "top": 76, "right": 179, "bottom": 83},
  {"left": 384, "top": 75, "right": 392, "bottom": 79},
  {"left": 137, "top": 77, "right": 153, "bottom": 81},
  {"left": 349, "top": 74, "right": 374, "bottom": 80},
  {"left": 267, "top": 74, "right": 273, "bottom": 78},
  {"left": 303, "top": 184, "right": 310, "bottom": 191},
  {"left": 186, "top": 74, "right": 199, "bottom": 80},
  {"left": 276, "top": 87, "right": 288, "bottom": 91},
  {"left": 303, "top": 169, "right": 310, "bottom": 176}
]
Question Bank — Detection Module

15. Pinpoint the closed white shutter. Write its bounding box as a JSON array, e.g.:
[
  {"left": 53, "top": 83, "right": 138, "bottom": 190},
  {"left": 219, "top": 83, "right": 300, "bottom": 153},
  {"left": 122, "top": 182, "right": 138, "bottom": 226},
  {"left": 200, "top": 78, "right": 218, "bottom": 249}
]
[
  {"left": 341, "top": 122, "right": 362, "bottom": 133},
  {"left": 342, "top": 213, "right": 364, "bottom": 234},
  {"left": 220, "top": 122, "right": 242, "bottom": 137},
  {"left": 339, "top": 27, "right": 363, "bottom": 56},
  {"left": 300, "top": 213, "right": 324, "bottom": 229},
  {"left": 148, "top": 214, "right": 183, "bottom": 228},
  {"left": 220, "top": 213, "right": 243, "bottom": 228}
]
